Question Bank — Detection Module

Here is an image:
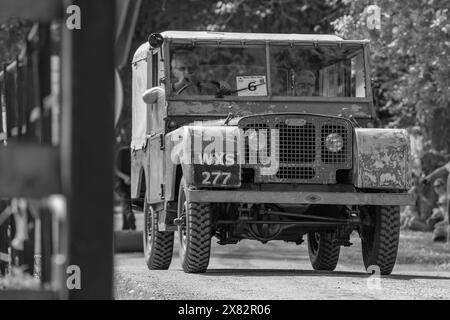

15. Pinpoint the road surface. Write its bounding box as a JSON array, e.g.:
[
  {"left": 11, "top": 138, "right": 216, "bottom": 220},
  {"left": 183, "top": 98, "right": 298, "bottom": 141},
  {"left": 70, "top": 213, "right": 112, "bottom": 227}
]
[{"left": 114, "top": 228, "right": 450, "bottom": 300}]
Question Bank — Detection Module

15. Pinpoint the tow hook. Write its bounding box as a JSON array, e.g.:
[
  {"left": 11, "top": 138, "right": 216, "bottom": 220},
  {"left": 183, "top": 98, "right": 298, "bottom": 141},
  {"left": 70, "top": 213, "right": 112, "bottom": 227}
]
[{"left": 173, "top": 216, "right": 185, "bottom": 226}]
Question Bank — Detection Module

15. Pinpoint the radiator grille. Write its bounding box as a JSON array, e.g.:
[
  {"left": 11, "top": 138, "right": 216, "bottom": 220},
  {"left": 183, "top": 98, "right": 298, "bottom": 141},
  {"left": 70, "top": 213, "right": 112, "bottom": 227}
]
[
  {"left": 278, "top": 123, "right": 315, "bottom": 163},
  {"left": 239, "top": 115, "right": 352, "bottom": 184}
]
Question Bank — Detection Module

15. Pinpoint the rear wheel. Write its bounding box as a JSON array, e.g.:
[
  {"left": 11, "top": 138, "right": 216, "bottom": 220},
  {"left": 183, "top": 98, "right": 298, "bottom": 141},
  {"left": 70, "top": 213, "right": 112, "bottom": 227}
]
[
  {"left": 360, "top": 206, "right": 400, "bottom": 275},
  {"left": 143, "top": 194, "right": 174, "bottom": 270},
  {"left": 307, "top": 231, "right": 340, "bottom": 271},
  {"left": 177, "top": 178, "right": 212, "bottom": 273}
]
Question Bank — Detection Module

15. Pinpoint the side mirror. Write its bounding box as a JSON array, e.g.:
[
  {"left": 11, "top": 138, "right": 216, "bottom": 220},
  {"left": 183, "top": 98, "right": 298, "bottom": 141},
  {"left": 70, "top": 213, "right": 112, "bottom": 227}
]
[
  {"left": 142, "top": 87, "right": 165, "bottom": 104},
  {"left": 148, "top": 33, "right": 164, "bottom": 49}
]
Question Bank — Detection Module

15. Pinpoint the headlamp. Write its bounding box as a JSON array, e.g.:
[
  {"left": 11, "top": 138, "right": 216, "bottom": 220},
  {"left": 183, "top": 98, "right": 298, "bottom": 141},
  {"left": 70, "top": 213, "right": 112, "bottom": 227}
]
[{"left": 325, "top": 133, "right": 344, "bottom": 152}]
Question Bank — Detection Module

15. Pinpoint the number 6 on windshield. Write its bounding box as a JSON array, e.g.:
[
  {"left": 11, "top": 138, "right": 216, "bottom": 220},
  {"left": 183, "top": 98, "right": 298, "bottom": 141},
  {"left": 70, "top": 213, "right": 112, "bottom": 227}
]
[
  {"left": 236, "top": 76, "right": 267, "bottom": 96},
  {"left": 248, "top": 81, "right": 257, "bottom": 91}
]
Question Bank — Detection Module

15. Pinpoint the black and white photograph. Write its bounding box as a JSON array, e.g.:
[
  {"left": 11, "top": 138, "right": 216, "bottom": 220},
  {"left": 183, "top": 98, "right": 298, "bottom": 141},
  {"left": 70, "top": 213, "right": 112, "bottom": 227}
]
[{"left": 0, "top": 0, "right": 449, "bottom": 306}]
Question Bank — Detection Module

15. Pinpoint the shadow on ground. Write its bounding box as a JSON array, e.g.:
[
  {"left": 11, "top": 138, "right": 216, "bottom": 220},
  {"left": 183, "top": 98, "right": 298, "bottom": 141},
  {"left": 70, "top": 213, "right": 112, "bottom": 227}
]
[{"left": 203, "top": 268, "right": 450, "bottom": 280}]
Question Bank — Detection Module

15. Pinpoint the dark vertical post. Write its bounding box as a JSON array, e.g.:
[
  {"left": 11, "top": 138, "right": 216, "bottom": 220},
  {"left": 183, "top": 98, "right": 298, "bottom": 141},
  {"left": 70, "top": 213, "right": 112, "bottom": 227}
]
[
  {"left": 40, "top": 207, "right": 53, "bottom": 283},
  {"left": 25, "top": 38, "right": 38, "bottom": 142},
  {"left": 38, "top": 24, "right": 52, "bottom": 144},
  {"left": 15, "top": 58, "right": 24, "bottom": 139},
  {"left": 8, "top": 64, "right": 19, "bottom": 139},
  {"left": 61, "top": 0, "right": 115, "bottom": 299},
  {"left": 10, "top": 67, "right": 18, "bottom": 137},
  {"left": 0, "top": 78, "right": 3, "bottom": 137},
  {"left": 3, "top": 64, "right": 12, "bottom": 138}
]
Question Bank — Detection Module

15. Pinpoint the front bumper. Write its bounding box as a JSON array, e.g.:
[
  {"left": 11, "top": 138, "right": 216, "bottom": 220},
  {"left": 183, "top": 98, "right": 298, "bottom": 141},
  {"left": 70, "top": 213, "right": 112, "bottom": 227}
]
[{"left": 187, "top": 190, "right": 415, "bottom": 206}]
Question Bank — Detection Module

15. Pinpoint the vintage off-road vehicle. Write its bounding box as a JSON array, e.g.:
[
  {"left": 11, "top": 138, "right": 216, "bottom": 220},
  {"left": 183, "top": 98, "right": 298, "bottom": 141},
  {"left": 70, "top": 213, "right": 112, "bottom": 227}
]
[{"left": 130, "top": 31, "right": 414, "bottom": 274}]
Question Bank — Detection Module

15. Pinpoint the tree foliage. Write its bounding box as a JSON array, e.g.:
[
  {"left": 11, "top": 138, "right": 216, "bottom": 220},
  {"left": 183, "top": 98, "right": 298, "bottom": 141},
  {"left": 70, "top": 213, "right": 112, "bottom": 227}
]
[
  {"left": 207, "top": 0, "right": 342, "bottom": 33},
  {"left": 132, "top": 0, "right": 343, "bottom": 53},
  {"left": 331, "top": 0, "right": 450, "bottom": 153}
]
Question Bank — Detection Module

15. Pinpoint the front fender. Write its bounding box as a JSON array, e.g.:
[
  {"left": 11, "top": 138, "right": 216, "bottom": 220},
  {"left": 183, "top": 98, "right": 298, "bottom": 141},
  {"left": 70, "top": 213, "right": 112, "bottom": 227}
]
[
  {"left": 353, "top": 128, "right": 412, "bottom": 190},
  {"left": 165, "top": 125, "right": 242, "bottom": 200}
]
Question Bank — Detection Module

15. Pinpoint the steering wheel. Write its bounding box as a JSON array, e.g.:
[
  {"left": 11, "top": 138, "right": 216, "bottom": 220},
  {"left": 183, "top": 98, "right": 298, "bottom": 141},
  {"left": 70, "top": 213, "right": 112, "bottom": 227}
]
[{"left": 176, "top": 80, "right": 221, "bottom": 95}]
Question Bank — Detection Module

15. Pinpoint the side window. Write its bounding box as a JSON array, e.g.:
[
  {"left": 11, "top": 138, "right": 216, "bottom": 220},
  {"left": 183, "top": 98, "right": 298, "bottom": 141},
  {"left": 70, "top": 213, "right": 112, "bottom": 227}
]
[
  {"left": 318, "top": 61, "right": 350, "bottom": 97},
  {"left": 149, "top": 50, "right": 164, "bottom": 134},
  {"left": 351, "top": 53, "right": 366, "bottom": 97}
]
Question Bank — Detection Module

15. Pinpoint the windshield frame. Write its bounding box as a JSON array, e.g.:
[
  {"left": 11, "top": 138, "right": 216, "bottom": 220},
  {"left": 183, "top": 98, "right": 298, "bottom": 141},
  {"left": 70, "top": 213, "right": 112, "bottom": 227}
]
[{"left": 165, "top": 40, "right": 372, "bottom": 102}]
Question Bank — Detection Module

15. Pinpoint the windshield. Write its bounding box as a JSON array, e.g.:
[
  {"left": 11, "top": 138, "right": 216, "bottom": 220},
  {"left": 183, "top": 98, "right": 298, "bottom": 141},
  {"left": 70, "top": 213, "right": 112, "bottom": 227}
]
[
  {"left": 169, "top": 43, "right": 366, "bottom": 98},
  {"left": 270, "top": 44, "right": 366, "bottom": 97},
  {"left": 170, "top": 44, "right": 267, "bottom": 97}
]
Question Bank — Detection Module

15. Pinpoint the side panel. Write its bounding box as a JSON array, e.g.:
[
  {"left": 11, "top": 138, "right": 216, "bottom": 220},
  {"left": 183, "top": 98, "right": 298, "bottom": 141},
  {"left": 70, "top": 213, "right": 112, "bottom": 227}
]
[
  {"left": 164, "top": 133, "right": 179, "bottom": 202},
  {"left": 131, "top": 44, "right": 150, "bottom": 199},
  {"left": 165, "top": 127, "right": 189, "bottom": 202},
  {"left": 131, "top": 54, "right": 149, "bottom": 151},
  {"left": 353, "top": 128, "right": 411, "bottom": 190},
  {"left": 131, "top": 46, "right": 167, "bottom": 201},
  {"left": 130, "top": 148, "right": 147, "bottom": 199},
  {"left": 149, "top": 135, "right": 164, "bottom": 204}
]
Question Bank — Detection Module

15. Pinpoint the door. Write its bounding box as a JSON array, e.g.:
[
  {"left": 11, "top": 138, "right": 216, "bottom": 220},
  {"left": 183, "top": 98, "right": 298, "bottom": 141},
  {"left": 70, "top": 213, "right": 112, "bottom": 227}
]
[{"left": 147, "top": 50, "right": 165, "bottom": 204}]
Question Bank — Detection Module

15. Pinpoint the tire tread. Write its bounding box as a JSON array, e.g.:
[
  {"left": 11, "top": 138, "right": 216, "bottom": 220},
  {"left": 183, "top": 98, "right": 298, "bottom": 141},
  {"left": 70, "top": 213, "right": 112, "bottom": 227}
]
[
  {"left": 362, "top": 206, "right": 400, "bottom": 275},
  {"left": 182, "top": 202, "right": 211, "bottom": 273},
  {"left": 144, "top": 202, "right": 174, "bottom": 270},
  {"left": 308, "top": 233, "right": 340, "bottom": 271}
]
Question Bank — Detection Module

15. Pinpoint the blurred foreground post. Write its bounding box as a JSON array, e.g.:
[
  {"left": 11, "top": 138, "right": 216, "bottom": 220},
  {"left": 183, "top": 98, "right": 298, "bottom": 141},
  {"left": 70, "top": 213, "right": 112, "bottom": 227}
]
[{"left": 61, "top": 0, "right": 115, "bottom": 299}]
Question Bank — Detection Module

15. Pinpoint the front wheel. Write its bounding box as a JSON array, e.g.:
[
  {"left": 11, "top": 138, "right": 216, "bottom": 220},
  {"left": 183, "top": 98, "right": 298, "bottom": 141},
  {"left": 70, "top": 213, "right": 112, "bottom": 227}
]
[
  {"left": 143, "top": 196, "right": 174, "bottom": 270},
  {"left": 177, "top": 178, "right": 212, "bottom": 273},
  {"left": 360, "top": 206, "right": 400, "bottom": 275},
  {"left": 307, "top": 232, "right": 340, "bottom": 271}
]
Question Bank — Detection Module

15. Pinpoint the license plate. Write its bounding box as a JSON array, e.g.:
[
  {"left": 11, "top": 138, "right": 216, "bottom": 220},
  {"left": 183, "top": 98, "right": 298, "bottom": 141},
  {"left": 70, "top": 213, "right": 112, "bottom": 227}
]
[{"left": 194, "top": 165, "right": 240, "bottom": 187}]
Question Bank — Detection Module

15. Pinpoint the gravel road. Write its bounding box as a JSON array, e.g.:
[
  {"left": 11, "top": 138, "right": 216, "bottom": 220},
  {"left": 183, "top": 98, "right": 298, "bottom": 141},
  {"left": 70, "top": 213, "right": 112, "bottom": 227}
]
[{"left": 114, "top": 229, "right": 450, "bottom": 300}]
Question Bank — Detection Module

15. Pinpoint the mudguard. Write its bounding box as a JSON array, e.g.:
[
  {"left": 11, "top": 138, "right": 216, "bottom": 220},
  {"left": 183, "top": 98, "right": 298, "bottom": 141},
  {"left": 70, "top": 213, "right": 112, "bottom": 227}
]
[
  {"left": 165, "top": 126, "right": 242, "bottom": 201},
  {"left": 353, "top": 128, "right": 411, "bottom": 190}
]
